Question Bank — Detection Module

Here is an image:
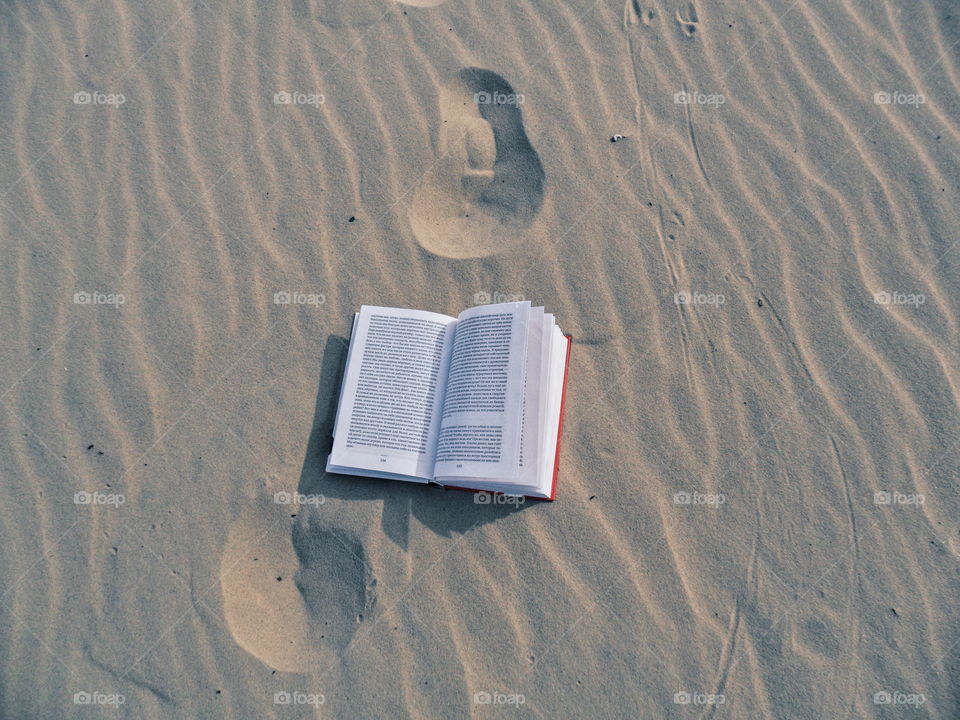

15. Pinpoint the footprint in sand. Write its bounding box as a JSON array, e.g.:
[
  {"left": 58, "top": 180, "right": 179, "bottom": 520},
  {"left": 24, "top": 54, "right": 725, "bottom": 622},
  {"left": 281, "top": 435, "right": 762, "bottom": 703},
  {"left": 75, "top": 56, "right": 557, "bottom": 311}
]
[
  {"left": 303, "top": 0, "right": 448, "bottom": 27},
  {"left": 409, "top": 68, "right": 545, "bottom": 258},
  {"left": 299, "top": 0, "right": 387, "bottom": 27},
  {"left": 220, "top": 495, "right": 376, "bottom": 673}
]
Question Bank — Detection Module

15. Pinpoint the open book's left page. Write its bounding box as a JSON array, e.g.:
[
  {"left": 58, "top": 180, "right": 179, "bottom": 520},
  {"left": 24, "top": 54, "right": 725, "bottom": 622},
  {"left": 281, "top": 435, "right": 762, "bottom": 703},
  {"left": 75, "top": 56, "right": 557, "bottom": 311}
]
[{"left": 327, "top": 306, "right": 457, "bottom": 481}]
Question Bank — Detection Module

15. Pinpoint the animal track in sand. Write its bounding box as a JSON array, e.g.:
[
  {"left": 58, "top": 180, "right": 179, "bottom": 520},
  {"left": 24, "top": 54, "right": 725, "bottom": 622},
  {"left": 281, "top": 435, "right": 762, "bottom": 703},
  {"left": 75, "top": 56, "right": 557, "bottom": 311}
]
[
  {"left": 676, "top": 3, "right": 699, "bottom": 36},
  {"left": 409, "top": 68, "right": 545, "bottom": 258},
  {"left": 220, "top": 495, "right": 376, "bottom": 672},
  {"left": 625, "top": 0, "right": 655, "bottom": 26}
]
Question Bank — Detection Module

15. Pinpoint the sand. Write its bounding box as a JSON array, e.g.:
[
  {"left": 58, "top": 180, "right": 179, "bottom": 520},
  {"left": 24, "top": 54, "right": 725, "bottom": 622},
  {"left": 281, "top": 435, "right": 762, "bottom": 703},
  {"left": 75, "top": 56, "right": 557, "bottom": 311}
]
[{"left": 1, "top": 0, "right": 958, "bottom": 717}]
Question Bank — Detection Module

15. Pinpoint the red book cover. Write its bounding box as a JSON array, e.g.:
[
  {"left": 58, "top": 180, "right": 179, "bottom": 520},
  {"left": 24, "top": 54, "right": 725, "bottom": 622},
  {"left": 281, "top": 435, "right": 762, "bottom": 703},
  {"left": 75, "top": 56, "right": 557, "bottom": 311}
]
[{"left": 546, "top": 333, "right": 573, "bottom": 501}]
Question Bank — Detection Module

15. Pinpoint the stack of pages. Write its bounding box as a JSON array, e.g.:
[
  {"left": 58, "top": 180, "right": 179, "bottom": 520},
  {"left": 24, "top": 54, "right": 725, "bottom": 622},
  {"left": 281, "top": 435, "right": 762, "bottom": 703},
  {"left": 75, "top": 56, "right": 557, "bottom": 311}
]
[{"left": 326, "top": 302, "right": 571, "bottom": 499}]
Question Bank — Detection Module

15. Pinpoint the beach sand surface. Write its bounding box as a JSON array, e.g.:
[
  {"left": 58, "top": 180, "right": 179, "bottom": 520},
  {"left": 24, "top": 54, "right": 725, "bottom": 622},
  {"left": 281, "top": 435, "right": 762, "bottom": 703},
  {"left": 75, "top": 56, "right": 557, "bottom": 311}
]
[{"left": 0, "top": 0, "right": 958, "bottom": 717}]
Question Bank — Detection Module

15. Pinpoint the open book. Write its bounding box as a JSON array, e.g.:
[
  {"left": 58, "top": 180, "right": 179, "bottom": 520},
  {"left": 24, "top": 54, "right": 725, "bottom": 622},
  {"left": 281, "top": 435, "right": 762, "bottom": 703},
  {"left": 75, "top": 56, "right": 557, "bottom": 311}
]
[{"left": 326, "top": 302, "right": 571, "bottom": 500}]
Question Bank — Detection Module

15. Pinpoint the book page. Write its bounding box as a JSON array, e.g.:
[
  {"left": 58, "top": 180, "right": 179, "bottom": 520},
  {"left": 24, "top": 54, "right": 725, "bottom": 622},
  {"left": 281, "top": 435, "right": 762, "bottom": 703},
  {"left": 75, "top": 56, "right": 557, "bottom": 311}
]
[
  {"left": 328, "top": 306, "right": 456, "bottom": 480},
  {"left": 432, "top": 301, "right": 530, "bottom": 479},
  {"left": 463, "top": 324, "right": 567, "bottom": 498},
  {"left": 515, "top": 307, "right": 546, "bottom": 485},
  {"left": 532, "top": 325, "right": 568, "bottom": 497}
]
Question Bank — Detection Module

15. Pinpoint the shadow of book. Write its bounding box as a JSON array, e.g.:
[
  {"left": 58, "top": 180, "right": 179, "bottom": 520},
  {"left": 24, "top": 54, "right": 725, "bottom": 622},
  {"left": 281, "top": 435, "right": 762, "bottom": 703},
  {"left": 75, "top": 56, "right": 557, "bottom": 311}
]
[{"left": 297, "top": 333, "right": 532, "bottom": 551}]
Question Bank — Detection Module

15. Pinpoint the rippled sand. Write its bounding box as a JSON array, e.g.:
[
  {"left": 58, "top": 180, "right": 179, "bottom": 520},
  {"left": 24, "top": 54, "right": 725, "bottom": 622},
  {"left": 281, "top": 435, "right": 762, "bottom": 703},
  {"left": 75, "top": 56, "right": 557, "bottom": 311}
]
[{"left": 1, "top": 0, "right": 958, "bottom": 717}]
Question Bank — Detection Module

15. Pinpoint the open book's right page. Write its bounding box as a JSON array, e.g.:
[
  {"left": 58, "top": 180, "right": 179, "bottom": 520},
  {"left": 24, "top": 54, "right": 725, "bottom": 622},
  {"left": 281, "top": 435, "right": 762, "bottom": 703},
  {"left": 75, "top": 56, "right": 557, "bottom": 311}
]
[
  {"left": 465, "top": 313, "right": 567, "bottom": 498},
  {"left": 432, "top": 301, "right": 530, "bottom": 480},
  {"left": 514, "top": 309, "right": 550, "bottom": 488}
]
